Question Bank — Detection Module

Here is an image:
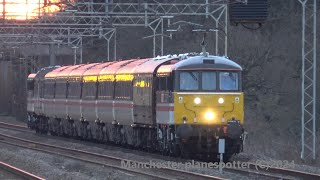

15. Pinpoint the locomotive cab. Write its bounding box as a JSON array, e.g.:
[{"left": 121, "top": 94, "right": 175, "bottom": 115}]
[{"left": 171, "top": 56, "right": 244, "bottom": 159}]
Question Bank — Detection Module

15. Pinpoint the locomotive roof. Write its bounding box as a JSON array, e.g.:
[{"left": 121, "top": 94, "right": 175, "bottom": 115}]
[{"left": 173, "top": 55, "right": 242, "bottom": 71}]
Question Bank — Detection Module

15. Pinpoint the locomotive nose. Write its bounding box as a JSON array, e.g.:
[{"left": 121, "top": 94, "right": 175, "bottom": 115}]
[
  {"left": 204, "top": 111, "right": 215, "bottom": 122},
  {"left": 175, "top": 93, "right": 243, "bottom": 125}
]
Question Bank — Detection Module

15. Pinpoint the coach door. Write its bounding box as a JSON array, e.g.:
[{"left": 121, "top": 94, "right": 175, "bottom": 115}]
[{"left": 133, "top": 73, "right": 154, "bottom": 125}]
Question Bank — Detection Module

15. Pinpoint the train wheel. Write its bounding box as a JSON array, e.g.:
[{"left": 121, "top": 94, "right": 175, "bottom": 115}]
[
  {"left": 27, "top": 114, "right": 32, "bottom": 128},
  {"left": 132, "top": 127, "right": 139, "bottom": 149},
  {"left": 104, "top": 124, "right": 109, "bottom": 143},
  {"left": 57, "top": 119, "right": 64, "bottom": 136},
  {"left": 86, "top": 122, "right": 92, "bottom": 140},
  {"left": 49, "top": 130, "right": 57, "bottom": 136},
  {"left": 169, "top": 142, "right": 180, "bottom": 157},
  {"left": 180, "top": 143, "right": 191, "bottom": 159},
  {"left": 223, "top": 153, "right": 232, "bottom": 162}
]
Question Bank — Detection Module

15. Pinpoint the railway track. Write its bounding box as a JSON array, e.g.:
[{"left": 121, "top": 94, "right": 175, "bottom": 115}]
[
  {"left": 0, "top": 161, "right": 44, "bottom": 180},
  {"left": 228, "top": 164, "right": 320, "bottom": 180},
  {"left": 1, "top": 121, "right": 319, "bottom": 179},
  {"left": 244, "top": 163, "right": 320, "bottom": 179},
  {"left": 0, "top": 132, "right": 224, "bottom": 180},
  {"left": 0, "top": 121, "right": 29, "bottom": 132}
]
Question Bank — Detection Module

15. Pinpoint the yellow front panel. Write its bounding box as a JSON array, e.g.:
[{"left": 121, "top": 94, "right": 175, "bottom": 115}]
[{"left": 174, "top": 92, "right": 244, "bottom": 125}]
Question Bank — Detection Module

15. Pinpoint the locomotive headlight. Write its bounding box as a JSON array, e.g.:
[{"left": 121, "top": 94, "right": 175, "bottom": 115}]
[
  {"left": 218, "top": 97, "right": 224, "bottom": 104},
  {"left": 194, "top": 97, "right": 201, "bottom": 104},
  {"left": 204, "top": 111, "right": 215, "bottom": 122}
]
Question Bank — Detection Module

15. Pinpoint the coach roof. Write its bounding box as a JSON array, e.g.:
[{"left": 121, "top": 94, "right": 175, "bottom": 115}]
[
  {"left": 45, "top": 66, "right": 71, "bottom": 79},
  {"left": 134, "top": 56, "right": 175, "bottom": 74},
  {"left": 68, "top": 63, "right": 100, "bottom": 77},
  {"left": 83, "top": 61, "right": 116, "bottom": 76}
]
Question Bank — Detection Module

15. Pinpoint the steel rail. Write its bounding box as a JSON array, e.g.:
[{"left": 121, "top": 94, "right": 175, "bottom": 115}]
[
  {"left": 0, "top": 122, "right": 29, "bottom": 131},
  {"left": 0, "top": 161, "right": 45, "bottom": 180},
  {"left": 246, "top": 163, "right": 320, "bottom": 180}
]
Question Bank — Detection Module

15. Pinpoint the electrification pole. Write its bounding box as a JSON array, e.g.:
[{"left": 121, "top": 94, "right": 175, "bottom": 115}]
[{"left": 298, "top": 0, "right": 317, "bottom": 161}]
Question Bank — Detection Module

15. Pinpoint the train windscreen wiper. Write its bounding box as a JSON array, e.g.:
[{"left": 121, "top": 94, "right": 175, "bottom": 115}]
[{"left": 188, "top": 72, "right": 198, "bottom": 83}]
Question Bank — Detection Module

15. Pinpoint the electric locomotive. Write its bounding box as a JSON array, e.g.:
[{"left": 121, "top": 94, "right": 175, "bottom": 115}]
[{"left": 27, "top": 52, "right": 244, "bottom": 160}]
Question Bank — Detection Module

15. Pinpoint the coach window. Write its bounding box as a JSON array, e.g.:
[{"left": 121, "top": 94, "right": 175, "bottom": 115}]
[
  {"left": 158, "top": 76, "right": 164, "bottom": 91},
  {"left": 115, "top": 81, "right": 132, "bottom": 100},
  {"left": 83, "top": 81, "right": 97, "bottom": 100},
  {"left": 44, "top": 81, "right": 55, "bottom": 98},
  {"left": 27, "top": 79, "right": 35, "bottom": 97},
  {"left": 134, "top": 76, "right": 143, "bottom": 96},
  {"left": 40, "top": 81, "right": 45, "bottom": 98},
  {"left": 115, "top": 74, "right": 133, "bottom": 100},
  {"left": 98, "top": 81, "right": 114, "bottom": 99},
  {"left": 98, "top": 81, "right": 105, "bottom": 99},
  {"left": 27, "top": 79, "right": 34, "bottom": 91},
  {"left": 158, "top": 75, "right": 173, "bottom": 91},
  {"left": 167, "top": 75, "right": 173, "bottom": 91},
  {"left": 158, "top": 76, "right": 166, "bottom": 91},
  {"left": 55, "top": 80, "right": 67, "bottom": 99},
  {"left": 34, "top": 81, "right": 39, "bottom": 98},
  {"left": 67, "top": 79, "right": 81, "bottom": 99}
]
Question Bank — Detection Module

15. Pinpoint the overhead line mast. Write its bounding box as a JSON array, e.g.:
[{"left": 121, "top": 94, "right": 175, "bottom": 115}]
[{"left": 298, "top": 0, "right": 317, "bottom": 161}]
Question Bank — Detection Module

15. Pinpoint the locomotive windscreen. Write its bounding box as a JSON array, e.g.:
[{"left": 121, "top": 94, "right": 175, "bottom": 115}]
[{"left": 178, "top": 71, "right": 240, "bottom": 91}]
